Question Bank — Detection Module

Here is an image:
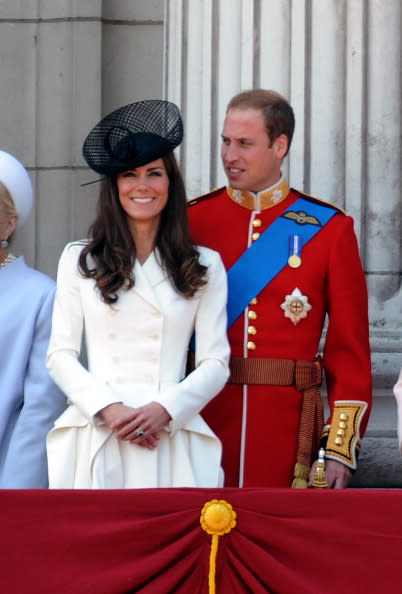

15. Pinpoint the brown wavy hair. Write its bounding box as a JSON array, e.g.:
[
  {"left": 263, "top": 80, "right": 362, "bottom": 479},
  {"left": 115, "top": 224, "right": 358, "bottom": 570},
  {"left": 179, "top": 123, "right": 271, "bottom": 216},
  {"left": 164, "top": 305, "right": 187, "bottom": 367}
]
[{"left": 78, "top": 152, "right": 207, "bottom": 304}]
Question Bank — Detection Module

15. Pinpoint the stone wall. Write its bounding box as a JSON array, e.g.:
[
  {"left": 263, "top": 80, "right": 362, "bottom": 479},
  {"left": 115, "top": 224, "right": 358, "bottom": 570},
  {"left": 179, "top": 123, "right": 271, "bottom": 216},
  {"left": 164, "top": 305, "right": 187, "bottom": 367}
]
[
  {"left": 165, "top": 0, "right": 402, "bottom": 489},
  {"left": 0, "top": 0, "right": 164, "bottom": 278}
]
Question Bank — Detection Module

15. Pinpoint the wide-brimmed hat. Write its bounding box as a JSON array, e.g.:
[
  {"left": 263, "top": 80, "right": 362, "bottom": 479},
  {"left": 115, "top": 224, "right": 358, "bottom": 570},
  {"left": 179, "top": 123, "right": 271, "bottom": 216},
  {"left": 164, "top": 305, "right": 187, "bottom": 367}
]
[
  {"left": 82, "top": 100, "right": 183, "bottom": 175},
  {"left": 0, "top": 150, "right": 34, "bottom": 228}
]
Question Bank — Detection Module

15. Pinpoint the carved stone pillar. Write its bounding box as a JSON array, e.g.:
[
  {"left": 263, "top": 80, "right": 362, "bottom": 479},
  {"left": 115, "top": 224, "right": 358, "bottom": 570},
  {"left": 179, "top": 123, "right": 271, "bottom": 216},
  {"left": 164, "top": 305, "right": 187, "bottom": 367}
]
[{"left": 165, "top": 0, "right": 402, "bottom": 485}]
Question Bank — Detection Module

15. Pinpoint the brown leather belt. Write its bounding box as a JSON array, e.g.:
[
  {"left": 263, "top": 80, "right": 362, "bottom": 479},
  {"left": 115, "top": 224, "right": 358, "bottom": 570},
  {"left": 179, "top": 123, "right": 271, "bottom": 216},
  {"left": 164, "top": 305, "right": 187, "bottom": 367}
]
[{"left": 227, "top": 356, "right": 322, "bottom": 390}]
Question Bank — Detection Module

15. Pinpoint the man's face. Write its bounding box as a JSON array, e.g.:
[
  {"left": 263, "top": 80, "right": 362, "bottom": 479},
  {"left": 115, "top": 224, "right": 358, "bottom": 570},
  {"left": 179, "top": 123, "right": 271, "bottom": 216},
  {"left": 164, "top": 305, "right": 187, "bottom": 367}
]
[{"left": 221, "top": 107, "right": 287, "bottom": 192}]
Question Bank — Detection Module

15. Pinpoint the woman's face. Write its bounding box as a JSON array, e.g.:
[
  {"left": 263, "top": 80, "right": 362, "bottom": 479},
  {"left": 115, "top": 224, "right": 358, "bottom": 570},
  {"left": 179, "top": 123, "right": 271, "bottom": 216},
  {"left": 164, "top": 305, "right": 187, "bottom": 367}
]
[
  {"left": 0, "top": 199, "right": 17, "bottom": 246},
  {"left": 116, "top": 158, "right": 170, "bottom": 225}
]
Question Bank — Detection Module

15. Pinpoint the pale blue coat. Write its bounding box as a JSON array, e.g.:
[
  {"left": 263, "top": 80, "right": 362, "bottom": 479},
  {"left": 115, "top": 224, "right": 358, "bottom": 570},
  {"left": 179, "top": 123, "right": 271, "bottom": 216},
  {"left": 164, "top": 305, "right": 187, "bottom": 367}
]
[{"left": 0, "top": 257, "right": 66, "bottom": 487}]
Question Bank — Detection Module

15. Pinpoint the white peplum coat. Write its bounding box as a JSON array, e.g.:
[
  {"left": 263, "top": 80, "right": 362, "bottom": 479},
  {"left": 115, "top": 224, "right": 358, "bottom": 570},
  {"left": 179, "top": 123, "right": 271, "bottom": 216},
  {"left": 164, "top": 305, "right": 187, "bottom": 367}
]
[
  {"left": 46, "top": 242, "right": 230, "bottom": 489},
  {"left": 393, "top": 368, "right": 402, "bottom": 453}
]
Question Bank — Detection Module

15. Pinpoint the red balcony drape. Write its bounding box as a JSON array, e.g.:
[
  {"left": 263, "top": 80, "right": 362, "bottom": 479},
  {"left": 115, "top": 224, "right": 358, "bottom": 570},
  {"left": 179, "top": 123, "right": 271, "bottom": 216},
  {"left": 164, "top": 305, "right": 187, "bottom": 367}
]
[{"left": 2, "top": 488, "right": 401, "bottom": 593}]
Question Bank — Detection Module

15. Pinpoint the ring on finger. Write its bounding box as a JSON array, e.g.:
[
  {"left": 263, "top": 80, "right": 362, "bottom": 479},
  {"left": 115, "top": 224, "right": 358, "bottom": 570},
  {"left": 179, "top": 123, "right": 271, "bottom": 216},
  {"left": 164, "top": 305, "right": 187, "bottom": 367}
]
[{"left": 135, "top": 429, "right": 145, "bottom": 438}]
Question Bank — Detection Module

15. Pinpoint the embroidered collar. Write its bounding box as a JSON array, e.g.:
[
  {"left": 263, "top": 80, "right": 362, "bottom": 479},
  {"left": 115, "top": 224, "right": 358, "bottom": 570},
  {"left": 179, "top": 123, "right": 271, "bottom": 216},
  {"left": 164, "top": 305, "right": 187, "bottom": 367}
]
[{"left": 227, "top": 177, "right": 289, "bottom": 211}]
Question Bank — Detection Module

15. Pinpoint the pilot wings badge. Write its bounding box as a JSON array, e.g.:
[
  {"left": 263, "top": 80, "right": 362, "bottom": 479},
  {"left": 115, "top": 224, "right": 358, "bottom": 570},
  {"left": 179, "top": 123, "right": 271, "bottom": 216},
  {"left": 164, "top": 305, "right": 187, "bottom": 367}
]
[{"left": 282, "top": 211, "right": 321, "bottom": 226}]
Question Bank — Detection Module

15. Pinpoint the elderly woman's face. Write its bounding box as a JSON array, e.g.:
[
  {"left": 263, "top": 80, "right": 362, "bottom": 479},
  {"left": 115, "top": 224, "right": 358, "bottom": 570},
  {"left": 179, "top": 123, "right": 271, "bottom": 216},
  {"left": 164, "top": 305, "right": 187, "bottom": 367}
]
[
  {"left": 0, "top": 199, "right": 17, "bottom": 246},
  {"left": 116, "top": 158, "right": 169, "bottom": 225}
]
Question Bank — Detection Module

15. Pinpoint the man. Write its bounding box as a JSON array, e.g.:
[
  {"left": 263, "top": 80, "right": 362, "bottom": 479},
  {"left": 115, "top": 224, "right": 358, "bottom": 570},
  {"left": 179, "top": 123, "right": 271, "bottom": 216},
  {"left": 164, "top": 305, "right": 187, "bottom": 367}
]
[{"left": 188, "top": 89, "right": 372, "bottom": 489}]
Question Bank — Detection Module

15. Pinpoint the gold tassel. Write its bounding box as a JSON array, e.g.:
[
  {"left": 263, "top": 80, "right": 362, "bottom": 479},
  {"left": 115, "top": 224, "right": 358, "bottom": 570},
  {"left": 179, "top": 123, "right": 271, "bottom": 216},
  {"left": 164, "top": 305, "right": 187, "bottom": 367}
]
[
  {"left": 200, "top": 499, "right": 237, "bottom": 594},
  {"left": 291, "top": 462, "right": 310, "bottom": 488}
]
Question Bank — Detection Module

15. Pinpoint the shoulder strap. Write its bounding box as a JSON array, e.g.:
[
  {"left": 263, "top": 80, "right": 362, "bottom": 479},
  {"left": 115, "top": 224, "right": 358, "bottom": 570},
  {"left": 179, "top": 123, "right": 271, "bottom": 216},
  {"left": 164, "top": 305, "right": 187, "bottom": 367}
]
[{"left": 187, "top": 187, "right": 225, "bottom": 207}]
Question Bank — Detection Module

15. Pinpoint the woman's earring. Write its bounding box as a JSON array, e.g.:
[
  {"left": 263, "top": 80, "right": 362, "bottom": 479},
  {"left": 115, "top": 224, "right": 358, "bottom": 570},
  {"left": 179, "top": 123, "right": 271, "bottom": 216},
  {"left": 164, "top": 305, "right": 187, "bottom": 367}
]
[{"left": 1, "top": 240, "right": 8, "bottom": 248}]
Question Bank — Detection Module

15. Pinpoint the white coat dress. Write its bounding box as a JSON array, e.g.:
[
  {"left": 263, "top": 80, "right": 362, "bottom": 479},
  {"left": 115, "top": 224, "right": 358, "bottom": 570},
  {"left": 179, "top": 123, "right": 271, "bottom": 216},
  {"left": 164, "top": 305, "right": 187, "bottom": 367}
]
[
  {"left": 0, "top": 257, "right": 66, "bottom": 487},
  {"left": 393, "top": 368, "right": 402, "bottom": 452},
  {"left": 46, "top": 242, "right": 230, "bottom": 489}
]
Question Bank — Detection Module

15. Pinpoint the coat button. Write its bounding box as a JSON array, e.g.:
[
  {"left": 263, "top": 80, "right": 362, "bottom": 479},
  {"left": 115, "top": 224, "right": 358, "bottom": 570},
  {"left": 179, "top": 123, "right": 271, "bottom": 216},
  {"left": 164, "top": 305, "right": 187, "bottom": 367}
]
[
  {"left": 248, "top": 310, "right": 257, "bottom": 320},
  {"left": 249, "top": 298, "right": 258, "bottom": 305},
  {"left": 247, "top": 341, "right": 256, "bottom": 351},
  {"left": 248, "top": 325, "right": 257, "bottom": 335},
  {"left": 252, "top": 232, "right": 261, "bottom": 241},
  {"left": 253, "top": 218, "right": 262, "bottom": 227}
]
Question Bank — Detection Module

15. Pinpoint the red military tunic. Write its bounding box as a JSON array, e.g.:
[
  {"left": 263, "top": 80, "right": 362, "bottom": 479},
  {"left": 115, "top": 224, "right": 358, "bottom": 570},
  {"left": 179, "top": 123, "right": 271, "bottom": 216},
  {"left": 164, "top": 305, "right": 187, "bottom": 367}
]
[{"left": 188, "top": 179, "right": 372, "bottom": 487}]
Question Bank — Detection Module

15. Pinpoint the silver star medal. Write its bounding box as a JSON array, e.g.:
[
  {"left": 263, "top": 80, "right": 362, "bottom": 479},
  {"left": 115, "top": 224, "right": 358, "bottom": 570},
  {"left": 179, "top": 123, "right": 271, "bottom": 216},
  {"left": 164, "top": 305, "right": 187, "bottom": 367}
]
[{"left": 280, "top": 287, "right": 312, "bottom": 325}]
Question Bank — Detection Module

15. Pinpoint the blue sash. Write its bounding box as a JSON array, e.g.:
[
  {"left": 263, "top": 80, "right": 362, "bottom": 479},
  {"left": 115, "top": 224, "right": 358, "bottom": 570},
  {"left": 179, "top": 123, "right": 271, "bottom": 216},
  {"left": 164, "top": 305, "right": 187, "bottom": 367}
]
[{"left": 226, "top": 197, "right": 338, "bottom": 327}]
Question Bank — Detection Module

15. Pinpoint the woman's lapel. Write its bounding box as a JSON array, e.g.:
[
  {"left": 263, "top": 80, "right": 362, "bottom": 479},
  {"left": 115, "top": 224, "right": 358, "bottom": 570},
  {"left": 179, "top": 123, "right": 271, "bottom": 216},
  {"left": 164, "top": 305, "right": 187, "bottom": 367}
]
[{"left": 132, "top": 251, "right": 169, "bottom": 311}]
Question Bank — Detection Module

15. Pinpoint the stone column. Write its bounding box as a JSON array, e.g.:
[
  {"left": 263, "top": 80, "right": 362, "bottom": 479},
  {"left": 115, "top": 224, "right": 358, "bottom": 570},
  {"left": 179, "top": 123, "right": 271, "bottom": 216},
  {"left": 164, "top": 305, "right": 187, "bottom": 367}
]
[{"left": 165, "top": 0, "right": 402, "bottom": 486}]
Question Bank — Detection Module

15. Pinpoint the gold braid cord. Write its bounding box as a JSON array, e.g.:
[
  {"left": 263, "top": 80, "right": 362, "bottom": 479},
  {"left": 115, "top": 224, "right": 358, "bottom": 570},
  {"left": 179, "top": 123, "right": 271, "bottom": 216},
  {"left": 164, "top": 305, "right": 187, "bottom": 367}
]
[
  {"left": 291, "top": 358, "right": 324, "bottom": 489},
  {"left": 200, "top": 500, "right": 237, "bottom": 594},
  {"left": 324, "top": 401, "right": 368, "bottom": 469}
]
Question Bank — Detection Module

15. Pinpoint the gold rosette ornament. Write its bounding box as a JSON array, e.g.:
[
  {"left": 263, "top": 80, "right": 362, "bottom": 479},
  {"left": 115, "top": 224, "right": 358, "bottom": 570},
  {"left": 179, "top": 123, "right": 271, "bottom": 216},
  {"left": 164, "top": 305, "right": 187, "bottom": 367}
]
[{"left": 200, "top": 499, "right": 237, "bottom": 594}]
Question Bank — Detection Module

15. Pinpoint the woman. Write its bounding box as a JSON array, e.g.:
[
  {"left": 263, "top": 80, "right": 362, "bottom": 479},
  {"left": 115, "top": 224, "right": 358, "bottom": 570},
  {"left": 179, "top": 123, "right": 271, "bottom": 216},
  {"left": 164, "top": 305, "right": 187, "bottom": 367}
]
[
  {"left": 393, "top": 370, "right": 402, "bottom": 452},
  {"left": 46, "top": 100, "right": 230, "bottom": 489},
  {"left": 0, "top": 150, "right": 65, "bottom": 487}
]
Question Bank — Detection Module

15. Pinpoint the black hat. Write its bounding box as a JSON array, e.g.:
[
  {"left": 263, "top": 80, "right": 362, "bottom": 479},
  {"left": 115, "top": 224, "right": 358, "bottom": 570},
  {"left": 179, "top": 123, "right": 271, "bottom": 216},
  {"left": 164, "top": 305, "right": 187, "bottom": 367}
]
[{"left": 82, "top": 100, "right": 183, "bottom": 175}]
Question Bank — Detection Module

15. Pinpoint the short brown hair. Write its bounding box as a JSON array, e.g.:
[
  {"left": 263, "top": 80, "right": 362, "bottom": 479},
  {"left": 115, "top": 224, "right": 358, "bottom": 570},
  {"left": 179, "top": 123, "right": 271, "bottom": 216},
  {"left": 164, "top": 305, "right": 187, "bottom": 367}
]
[{"left": 227, "top": 89, "right": 295, "bottom": 155}]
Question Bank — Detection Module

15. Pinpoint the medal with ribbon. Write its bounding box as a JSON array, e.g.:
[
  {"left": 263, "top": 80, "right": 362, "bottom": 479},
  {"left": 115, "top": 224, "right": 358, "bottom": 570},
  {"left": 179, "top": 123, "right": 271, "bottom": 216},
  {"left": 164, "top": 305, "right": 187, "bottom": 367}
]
[{"left": 288, "top": 234, "right": 302, "bottom": 268}]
